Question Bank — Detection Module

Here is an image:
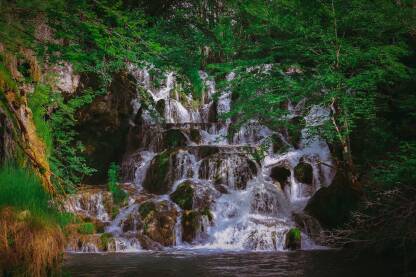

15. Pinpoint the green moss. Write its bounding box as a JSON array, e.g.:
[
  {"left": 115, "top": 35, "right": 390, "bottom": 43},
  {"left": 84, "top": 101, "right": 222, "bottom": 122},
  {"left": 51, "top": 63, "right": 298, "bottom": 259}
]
[
  {"left": 201, "top": 207, "right": 213, "bottom": 222},
  {"left": 139, "top": 201, "right": 156, "bottom": 219},
  {"left": 77, "top": 222, "right": 95, "bottom": 235},
  {"left": 288, "top": 228, "right": 301, "bottom": 241},
  {"left": 294, "top": 162, "right": 313, "bottom": 184},
  {"left": 107, "top": 163, "right": 128, "bottom": 205},
  {"left": 170, "top": 181, "right": 194, "bottom": 210},
  {"left": 99, "top": 233, "right": 113, "bottom": 251}
]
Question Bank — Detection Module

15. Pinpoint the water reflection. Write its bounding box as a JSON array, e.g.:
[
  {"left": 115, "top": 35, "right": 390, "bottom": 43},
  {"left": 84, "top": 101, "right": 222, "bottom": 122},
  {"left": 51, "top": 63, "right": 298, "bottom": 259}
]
[{"left": 64, "top": 250, "right": 402, "bottom": 277}]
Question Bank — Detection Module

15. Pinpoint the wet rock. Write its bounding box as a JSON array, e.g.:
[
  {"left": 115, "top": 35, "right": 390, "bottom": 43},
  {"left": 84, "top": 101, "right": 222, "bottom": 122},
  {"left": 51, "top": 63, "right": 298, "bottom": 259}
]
[
  {"left": 189, "top": 128, "right": 201, "bottom": 144},
  {"left": 142, "top": 150, "right": 172, "bottom": 194},
  {"left": 208, "top": 101, "right": 217, "bottom": 122},
  {"left": 155, "top": 99, "right": 165, "bottom": 116},
  {"left": 293, "top": 212, "right": 323, "bottom": 242},
  {"left": 170, "top": 181, "right": 194, "bottom": 210},
  {"left": 196, "top": 145, "right": 220, "bottom": 159},
  {"left": 270, "top": 166, "right": 291, "bottom": 188},
  {"left": 284, "top": 228, "right": 301, "bottom": 250},
  {"left": 250, "top": 185, "right": 282, "bottom": 215},
  {"left": 182, "top": 209, "right": 212, "bottom": 243},
  {"left": 294, "top": 161, "right": 313, "bottom": 184},
  {"left": 139, "top": 200, "right": 178, "bottom": 246},
  {"left": 164, "top": 129, "right": 187, "bottom": 148},
  {"left": 137, "top": 233, "right": 164, "bottom": 250},
  {"left": 271, "top": 134, "right": 288, "bottom": 154},
  {"left": 99, "top": 233, "right": 116, "bottom": 252},
  {"left": 305, "top": 172, "right": 361, "bottom": 229}
]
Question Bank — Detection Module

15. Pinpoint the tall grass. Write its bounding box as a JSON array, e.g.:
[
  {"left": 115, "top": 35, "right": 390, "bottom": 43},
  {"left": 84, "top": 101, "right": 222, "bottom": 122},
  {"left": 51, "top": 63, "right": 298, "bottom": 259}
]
[{"left": 0, "top": 165, "right": 73, "bottom": 226}]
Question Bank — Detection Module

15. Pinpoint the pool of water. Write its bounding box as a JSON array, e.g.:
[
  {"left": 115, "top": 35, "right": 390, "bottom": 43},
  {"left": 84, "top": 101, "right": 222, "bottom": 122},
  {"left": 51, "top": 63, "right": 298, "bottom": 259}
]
[{"left": 64, "top": 249, "right": 404, "bottom": 277}]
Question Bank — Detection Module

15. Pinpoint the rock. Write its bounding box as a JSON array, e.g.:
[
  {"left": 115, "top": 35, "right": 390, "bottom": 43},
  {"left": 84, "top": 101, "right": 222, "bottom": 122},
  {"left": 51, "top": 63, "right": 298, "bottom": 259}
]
[
  {"left": 99, "top": 233, "right": 116, "bottom": 252},
  {"left": 208, "top": 101, "right": 217, "bottom": 122},
  {"left": 305, "top": 172, "right": 361, "bottom": 229},
  {"left": 293, "top": 212, "right": 323, "bottom": 242},
  {"left": 137, "top": 233, "right": 164, "bottom": 250},
  {"left": 155, "top": 99, "right": 165, "bottom": 116},
  {"left": 170, "top": 181, "right": 194, "bottom": 210},
  {"left": 271, "top": 134, "right": 288, "bottom": 154},
  {"left": 142, "top": 150, "right": 172, "bottom": 194},
  {"left": 287, "top": 116, "right": 304, "bottom": 148},
  {"left": 52, "top": 62, "right": 80, "bottom": 94},
  {"left": 76, "top": 71, "right": 137, "bottom": 184},
  {"left": 284, "top": 228, "right": 301, "bottom": 250},
  {"left": 181, "top": 209, "right": 212, "bottom": 243},
  {"left": 189, "top": 128, "right": 201, "bottom": 144},
  {"left": 139, "top": 200, "right": 178, "bottom": 246},
  {"left": 164, "top": 129, "right": 187, "bottom": 149},
  {"left": 294, "top": 161, "right": 313, "bottom": 184},
  {"left": 270, "top": 166, "right": 291, "bottom": 188}
]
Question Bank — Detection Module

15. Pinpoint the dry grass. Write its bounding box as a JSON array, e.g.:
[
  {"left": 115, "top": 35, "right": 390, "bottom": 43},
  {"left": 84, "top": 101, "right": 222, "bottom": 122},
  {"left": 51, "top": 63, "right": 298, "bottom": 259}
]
[{"left": 0, "top": 207, "right": 65, "bottom": 277}]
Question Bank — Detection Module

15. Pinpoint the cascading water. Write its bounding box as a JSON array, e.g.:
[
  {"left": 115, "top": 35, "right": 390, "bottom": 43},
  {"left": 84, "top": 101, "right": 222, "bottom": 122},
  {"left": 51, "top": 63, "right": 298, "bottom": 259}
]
[{"left": 66, "top": 66, "right": 335, "bottom": 252}]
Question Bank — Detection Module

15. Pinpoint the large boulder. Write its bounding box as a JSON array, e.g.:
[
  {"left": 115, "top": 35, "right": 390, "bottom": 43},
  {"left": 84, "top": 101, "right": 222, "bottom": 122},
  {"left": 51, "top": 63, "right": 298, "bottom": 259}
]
[
  {"left": 142, "top": 150, "right": 172, "bottom": 194},
  {"left": 305, "top": 172, "right": 361, "bottom": 229},
  {"left": 293, "top": 212, "right": 323, "bottom": 243},
  {"left": 170, "top": 180, "right": 194, "bottom": 210},
  {"left": 138, "top": 200, "right": 178, "bottom": 246},
  {"left": 181, "top": 209, "right": 213, "bottom": 243}
]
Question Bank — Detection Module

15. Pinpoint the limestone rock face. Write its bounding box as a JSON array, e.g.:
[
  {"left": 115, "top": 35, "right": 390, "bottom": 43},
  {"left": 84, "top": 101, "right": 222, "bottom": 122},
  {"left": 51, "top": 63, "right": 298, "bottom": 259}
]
[
  {"left": 52, "top": 62, "right": 80, "bottom": 94},
  {"left": 76, "top": 72, "right": 137, "bottom": 184}
]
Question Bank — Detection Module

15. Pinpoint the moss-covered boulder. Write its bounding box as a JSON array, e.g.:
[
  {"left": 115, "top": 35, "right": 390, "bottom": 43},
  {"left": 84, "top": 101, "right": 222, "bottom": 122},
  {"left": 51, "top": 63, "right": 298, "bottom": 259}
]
[
  {"left": 284, "top": 228, "right": 301, "bottom": 250},
  {"left": 304, "top": 172, "right": 361, "bottom": 229},
  {"left": 294, "top": 161, "right": 313, "bottom": 184},
  {"left": 139, "top": 200, "right": 178, "bottom": 246},
  {"left": 164, "top": 129, "right": 187, "bottom": 149},
  {"left": 287, "top": 116, "right": 305, "bottom": 148},
  {"left": 182, "top": 208, "right": 213, "bottom": 243},
  {"left": 170, "top": 181, "right": 194, "bottom": 210},
  {"left": 142, "top": 151, "right": 172, "bottom": 194}
]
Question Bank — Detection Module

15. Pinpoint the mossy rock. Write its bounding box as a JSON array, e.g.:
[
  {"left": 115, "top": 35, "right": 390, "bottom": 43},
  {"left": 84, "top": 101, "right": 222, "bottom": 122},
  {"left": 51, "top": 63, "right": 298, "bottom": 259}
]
[
  {"left": 142, "top": 150, "right": 172, "bottom": 194},
  {"left": 294, "top": 161, "right": 313, "bottom": 184},
  {"left": 305, "top": 172, "right": 361, "bottom": 229},
  {"left": 139, "top": 201, "right": 156, "bottom": 219},
  {"left": 181, "top": 208, "right": 213, "bottom": 243},
  {"left": 170, "top": 181, "right": 194, "bottom": 210},
  {"left": 99, "top": 233, "right": 115, "bottom": 251},
  {"left": 189, "top": 128, "right": 201, "bottom": 143},
  {"left": 155, "top": 99, "right": 165, "bottom": 116},
  {"left": 164, "top": 129, "right": 187, "bottom": 149},
  {"left": 284, "top": 227, "right": 301, "bottom": 250}
]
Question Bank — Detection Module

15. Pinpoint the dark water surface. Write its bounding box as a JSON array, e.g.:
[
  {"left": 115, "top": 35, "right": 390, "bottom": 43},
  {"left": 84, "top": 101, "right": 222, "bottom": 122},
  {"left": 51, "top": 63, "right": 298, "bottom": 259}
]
[{"left": 64, "top": 249, "right": 403, "bottom": 277}]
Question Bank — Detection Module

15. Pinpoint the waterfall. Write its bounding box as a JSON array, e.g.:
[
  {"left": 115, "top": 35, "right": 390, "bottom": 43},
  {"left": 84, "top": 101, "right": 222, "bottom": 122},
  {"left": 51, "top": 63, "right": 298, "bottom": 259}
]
[{"left": 66, "top": 67, "right": 335, "bottom": 252}]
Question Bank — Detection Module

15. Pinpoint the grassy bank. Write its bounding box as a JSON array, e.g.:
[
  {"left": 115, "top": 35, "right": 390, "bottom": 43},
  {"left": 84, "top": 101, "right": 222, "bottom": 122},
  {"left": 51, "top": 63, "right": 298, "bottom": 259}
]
[{"left": 0, "top": 166, "right": 71, "bottom": 276}]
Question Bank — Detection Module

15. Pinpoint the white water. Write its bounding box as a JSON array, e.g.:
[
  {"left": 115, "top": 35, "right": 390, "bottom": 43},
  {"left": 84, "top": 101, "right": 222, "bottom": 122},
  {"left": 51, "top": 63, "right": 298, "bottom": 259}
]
[{"left": 67, "top": 66, "right": 335, "bottom": 252}]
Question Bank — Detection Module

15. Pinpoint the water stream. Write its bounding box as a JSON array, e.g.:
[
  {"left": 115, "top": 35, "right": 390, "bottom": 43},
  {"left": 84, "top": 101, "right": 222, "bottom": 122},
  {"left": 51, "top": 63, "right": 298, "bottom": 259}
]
[{"left": 66, "top": 67, "right": 336, "bottom": 252}]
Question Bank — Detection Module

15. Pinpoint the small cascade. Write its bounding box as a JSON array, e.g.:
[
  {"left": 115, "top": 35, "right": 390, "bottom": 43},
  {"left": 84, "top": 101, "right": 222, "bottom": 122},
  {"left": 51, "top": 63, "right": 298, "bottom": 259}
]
[{"left": 66, "top": 66, "right": 335, "bottom": 252}]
